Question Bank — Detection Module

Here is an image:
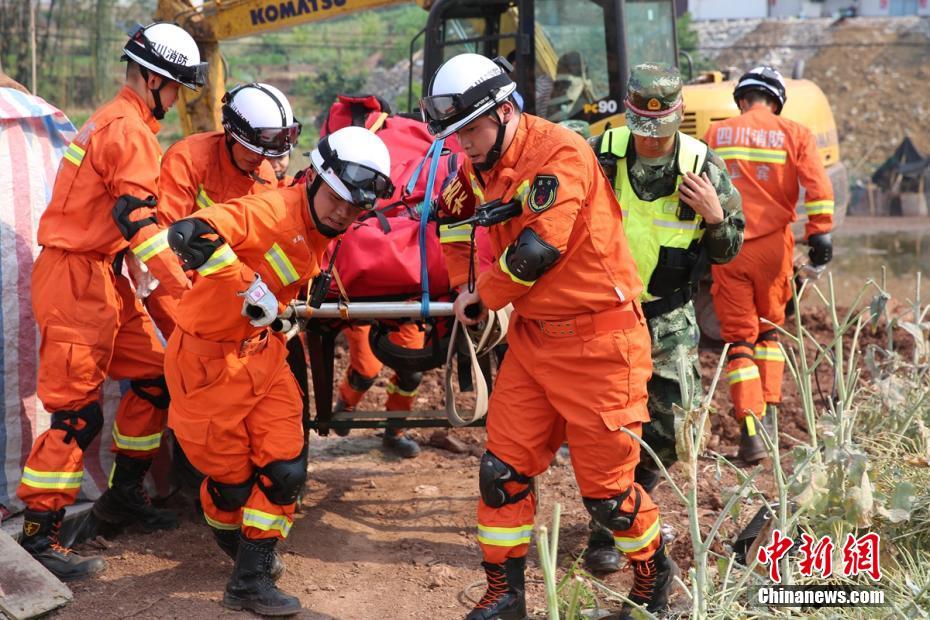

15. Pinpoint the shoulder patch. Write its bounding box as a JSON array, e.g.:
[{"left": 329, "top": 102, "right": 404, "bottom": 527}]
[{"left": 528, "top": 175, "right": 559, "bottom": 213}]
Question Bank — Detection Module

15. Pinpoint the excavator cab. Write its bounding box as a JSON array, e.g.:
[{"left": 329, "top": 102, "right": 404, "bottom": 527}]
[{"left": 420, "top": 0, "right": 679, "bottom": 129}]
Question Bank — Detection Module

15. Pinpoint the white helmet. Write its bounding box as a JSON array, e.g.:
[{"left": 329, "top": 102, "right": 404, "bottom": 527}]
[
  {"left": 309, "top": 126, "right": 393, "bottom": 210},
  {"left": 122, "top": 23, "right": 206, "bottom": 91},
  {"left": 222, "top": 83, "right": 301, "bottom": 157},
  {"left": 420, "top": 53, "right": 516, "bottom": 139}
]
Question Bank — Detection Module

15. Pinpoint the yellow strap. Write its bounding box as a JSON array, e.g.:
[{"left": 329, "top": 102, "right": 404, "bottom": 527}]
[{"left": 368, "top": 112, "right": 389, "bottom": 133}]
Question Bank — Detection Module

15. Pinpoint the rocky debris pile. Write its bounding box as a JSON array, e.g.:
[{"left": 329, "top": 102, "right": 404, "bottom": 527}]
[{"left": 693, "top": 16, "right": 930, "bottom": 179}]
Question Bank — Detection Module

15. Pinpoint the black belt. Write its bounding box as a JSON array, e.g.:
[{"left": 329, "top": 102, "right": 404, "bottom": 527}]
[
  {"left": 112, "top": 249, "right": 126, "bottom": 276},
  {"left": 642, "top": 287, "right": 691, "bottom": 320}
]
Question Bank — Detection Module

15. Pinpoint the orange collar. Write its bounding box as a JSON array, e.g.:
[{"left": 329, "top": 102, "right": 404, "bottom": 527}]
[{"left": 117, "top": 85, "right": 160, "bottom": 134}]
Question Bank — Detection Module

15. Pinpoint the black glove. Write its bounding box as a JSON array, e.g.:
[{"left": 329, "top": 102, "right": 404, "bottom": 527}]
[
  {"left": 808, "top": 233, "right": 833, "bottom": 267},
  {"left": 166, "top": 218, "right": 225, "bottom": 271},
  {"left": 112, "top": 195, "right": 157, "bottom": 241}
]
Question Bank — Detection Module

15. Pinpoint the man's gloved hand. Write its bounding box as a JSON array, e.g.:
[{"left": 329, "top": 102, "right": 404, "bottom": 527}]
[
  {"left": 808, "top": 233, "right": 833, "bottom": 267},
  {"left": 113, "top": 195, "right": 158, "bottom": 241},
  {"left": 239, "top": 275, "right": 279, "bottom": 327}
]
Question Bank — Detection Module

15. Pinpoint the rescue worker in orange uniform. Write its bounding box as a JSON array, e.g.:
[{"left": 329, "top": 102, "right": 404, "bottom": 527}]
[
  {"left": 334, "top": 324, "right": 424, "bottom": 458},
  {"left": 423, "top": 53, "right": 678, "bottom": 620},
  {"left": 164, "top": 126, "right": 394, "bottom": 615},
  {"left": 147, "top": 82, "right": 286, "bottom": 336},
  {"left": 705, "top": 66, "right": 834, "bottom": 463},
  {"left": 17, "top": 23, "right": 207, "bottom": 581},
  {"left": 268, "top": 149, "right": 294, "bottom": 187}
]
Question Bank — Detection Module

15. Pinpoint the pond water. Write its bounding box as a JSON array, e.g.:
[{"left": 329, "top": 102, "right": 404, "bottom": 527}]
[{"left": 826, "top": 218, "right": 930, "bottom": 309}]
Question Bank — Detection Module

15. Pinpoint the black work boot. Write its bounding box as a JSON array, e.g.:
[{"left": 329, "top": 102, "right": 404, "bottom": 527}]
[
  {"left": 222, "top": 534, "right": 301, "bottom": 616},
  {"left": 633, "top": 461, "right": 663, "bottom": 494},
  {"left": 583, "top": 523, "right": 620, "bottom": 574},
  {"left": 383, "top": 428, "right": 421, "bottom": 459},
  {"left": 20, "top": 508, "right": 106, "bottom": 581},
  {"left": 610, "top": 539, "right": 680, "bottom": 619},
  {"left": 737, "top": 415, "right": 767, "bottom": 465},
  {"left": 465, "top": 556, "right": 528, "bottom": 620},
  {"left": 212, "top": 526, "right": 285, "bottom": 582},
  {"left": 92, "top": 454, "right": 178, "bottom": 531}
]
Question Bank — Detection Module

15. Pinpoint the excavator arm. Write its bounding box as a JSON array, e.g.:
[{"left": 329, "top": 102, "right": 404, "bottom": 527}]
[{"left": 156, "top": 0, "right": 427, "bottom": 133}]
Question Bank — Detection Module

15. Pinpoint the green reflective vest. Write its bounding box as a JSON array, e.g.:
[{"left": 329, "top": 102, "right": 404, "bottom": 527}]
[{"left": 600, "top": 126, "right": 708, "bottom": 302}]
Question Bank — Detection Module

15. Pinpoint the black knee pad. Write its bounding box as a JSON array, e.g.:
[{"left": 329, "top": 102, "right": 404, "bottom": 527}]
[
  {"left": 346, "top": 368, "right": 376, "bottom": 392},
  {"left": 131, "top": 376, "right": 170, "bottom": 410},
  {"left": 479, "top": 451, "right": 532, "bottom": 508},
  {"left": 395, "top": 370, "right": 423, "bottom": 393},
  {"left": 583, "top": 487, "right": 642, "bottom": 532},
  {"left": 50, "top": 403, "right": 103, "bottom": 451},
  {"left": 257, "top": 450, "right": 308, "bottom": 505},
  {"left": 206, "top": 476, "right": 254, "bottom": 512}
]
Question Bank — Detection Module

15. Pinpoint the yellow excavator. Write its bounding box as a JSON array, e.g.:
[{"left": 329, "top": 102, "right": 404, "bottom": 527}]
[{"left": 156, "top": 0, "right": 848, "bottom": 426}]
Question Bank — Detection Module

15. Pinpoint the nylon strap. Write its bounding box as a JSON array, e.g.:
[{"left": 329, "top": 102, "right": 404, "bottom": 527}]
[{"left": 444, "top": 316, "right": 489, "bottom": 427}]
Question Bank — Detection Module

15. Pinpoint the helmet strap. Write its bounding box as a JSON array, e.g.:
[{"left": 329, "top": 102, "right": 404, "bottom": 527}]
[
  {"left": 138, "top": 66, "right": 167, "bottom": 120},
  {"left": 475, "top": 107, "right": 508, "bottom": 172},
  {"left": 305, "top": 174, "right": 341, "bottom": 238}
]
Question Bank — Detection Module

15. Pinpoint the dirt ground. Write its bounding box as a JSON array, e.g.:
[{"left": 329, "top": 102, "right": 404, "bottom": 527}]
[{"left": 51, "top": 302, "right": 914, "bottom": 620}]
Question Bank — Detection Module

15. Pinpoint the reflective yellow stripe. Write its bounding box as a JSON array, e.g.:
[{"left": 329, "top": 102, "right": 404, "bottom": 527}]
[
  {"left": 614, "top": 518, "right": 661, "bottom": 553},
  {"left": 469, "top": 174, "right": 485, "bottom": 204},
  {"left": 112, "top": 423, "right": 163, "bottom": 451},
  {"left": 439, "top": 223, "right": 473, "bottom": 244},
  {"left": 727, "top": 365, "right": 761, "bottom": 385},
  {"left": 131, "top": 229, "right": 170, "bottom": 262},
  {"left": 745, "top": 415, "right": 758, "bottom": 436},
  {"left": 242, "top": 508, "right": 292, "bottom": 537},
  {"left": 196, "top": 185, "right": 214, "bottom": 210},
  {"left": 264, "top": 243, "right": 300, "bottom": 286},
  {"left": 804, "top": 199, "right": 834, "bottom": 216},
  {"left": 754, "top": 345, "right": 785, "bottom": 362},
  {"left": 715, "top": 146, "right": 787, "bottom": 164},
  {"left": 386, "top": 383, "right": 417, "bottom": 398},
  {"left": 513, "top": 179, "right": 531, "bottom": 207},
  {"left": 652, "top": 218, "right": 701, "bottom": 232},
  {"left": 21, "top": 467, "right": 83, "bottom": 490},
  {"left": 63, "top": 142, "right": 85, "bottom": 166},
  {"left": 498, "top": 251, "right": 534, "bottom": 287},
  {"left": 204, "top": 513, "right": 241, "bottom": 530},
  {"left": 197, "top": 243, "right": 238, "bottom": 276},
  {"left": 477, "top": 524, "right": 534, "bottom": 547}
]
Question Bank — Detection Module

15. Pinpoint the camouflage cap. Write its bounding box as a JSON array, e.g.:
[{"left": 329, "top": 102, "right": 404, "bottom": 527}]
[{"left": 624, "top": 63, "right": 683, "bottom": 138}]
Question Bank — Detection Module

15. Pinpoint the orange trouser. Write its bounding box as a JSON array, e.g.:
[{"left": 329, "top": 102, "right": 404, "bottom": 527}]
[
  {"left": 338, "top": 323, "right": 426, "bottom": 411},
  {"left": 165, "top": 329, "right": 304, "bottom": 541},
  {"left": 19, "top": 248, "right": 168, "bottom": 512},
  {"left": 478, "top": 307, "right": 661, "bottom": 564},
  {"left": 711, "top": 227, "right": 792, "bottom": 420}
]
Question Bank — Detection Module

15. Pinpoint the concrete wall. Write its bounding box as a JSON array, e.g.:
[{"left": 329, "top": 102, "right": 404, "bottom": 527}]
[{"left": 688, "top": 0, "right": 929, "bottom": 17}]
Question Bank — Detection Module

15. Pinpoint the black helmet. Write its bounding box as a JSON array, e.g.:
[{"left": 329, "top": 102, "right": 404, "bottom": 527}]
[{"left": 733, "top": 66, "right": 787, "bottom": 114}]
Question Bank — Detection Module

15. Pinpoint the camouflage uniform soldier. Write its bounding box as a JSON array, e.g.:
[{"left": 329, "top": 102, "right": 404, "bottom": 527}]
[{"left": 583, "top": 64, "right": 745, "bottom": 573}]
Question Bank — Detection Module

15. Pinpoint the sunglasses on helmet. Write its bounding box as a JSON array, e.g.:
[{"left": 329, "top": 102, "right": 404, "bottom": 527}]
[
  {"left": 222, "top": 85, "right": 302, "bottom": 157},
  {"left": 420, "top": 59, "right": 514, "bottom": 135},
  {"left": 318, "top": 138, "right": 394, "bottom": 210}
]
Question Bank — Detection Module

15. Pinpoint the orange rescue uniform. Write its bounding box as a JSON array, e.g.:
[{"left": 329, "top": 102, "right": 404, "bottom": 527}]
[
  {"left": 705, "top": 107, "right": 834, "bottom": 419},
  {"left": 146, "top": 131, "right": 277, "bottom": 335},
  {"left": 165, "top": 185, "right": 329, "bottom": 540},
  {"left": 19, "top": 86, "right": 190, "bottom": 511},
  {"left": 440, "top": 114, "right": 660, "bottom": 564}
]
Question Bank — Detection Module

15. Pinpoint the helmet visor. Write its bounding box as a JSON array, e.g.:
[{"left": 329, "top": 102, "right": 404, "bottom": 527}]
[
  {"left": 252, "top": 123, "right": 302, "bottom": 156},
  {"left": 420, "top": 72, "right": 513, "bottom": 135},
  {"left": 318, "top": 136, "right": 394, "bottom": 210}
]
